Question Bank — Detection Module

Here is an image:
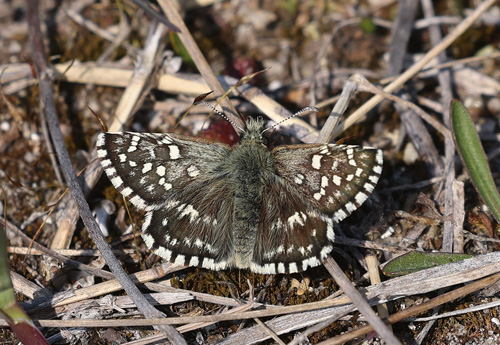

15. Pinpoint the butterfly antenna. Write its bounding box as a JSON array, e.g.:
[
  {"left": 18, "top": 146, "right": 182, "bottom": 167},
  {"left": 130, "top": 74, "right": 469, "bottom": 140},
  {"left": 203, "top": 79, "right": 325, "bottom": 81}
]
[
  {"left": 195, "top": 100, "right": 245, "bottom": 133},
  {"left": 261, "top": 106, "right": 319, "bottom": 135}
]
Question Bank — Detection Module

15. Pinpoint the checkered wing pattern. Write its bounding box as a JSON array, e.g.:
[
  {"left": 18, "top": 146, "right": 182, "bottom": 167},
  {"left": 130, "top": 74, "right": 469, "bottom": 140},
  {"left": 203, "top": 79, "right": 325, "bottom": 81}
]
[
  {"left": 249, "top": 144, "right": 382, "bottom": 274},
  {"left": 97, "top": 132, "right": 236, "bottom": 270}
]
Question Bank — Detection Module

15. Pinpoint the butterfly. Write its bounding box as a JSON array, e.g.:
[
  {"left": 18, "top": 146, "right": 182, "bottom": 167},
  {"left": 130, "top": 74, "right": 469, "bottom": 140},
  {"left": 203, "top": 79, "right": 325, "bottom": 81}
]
[{"left": 96, "top": 116, "right": 382, "bottom": 274}]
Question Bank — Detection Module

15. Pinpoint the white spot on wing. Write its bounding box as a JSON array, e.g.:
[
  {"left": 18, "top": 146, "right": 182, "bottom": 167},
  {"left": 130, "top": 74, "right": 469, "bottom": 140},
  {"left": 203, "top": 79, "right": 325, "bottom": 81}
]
[
  {"left": 96, "top": 134, "right": 105, "bottom": 147},
  {"left": 320, "top": 245, "right": 332, "bottom": 258},
  {"left": 294, "top": 174, "right": 304, "bottom": 185},
  {"left": 333, "top": 209, "right": 347, "bottom": 222},
  {"left": 202, "top": 257, "right": 214, "bottom": 269},
  {"left": 142, "top": 163, "right": 152, "bottom": 173},
  {"left": 345, "top": 202, "right": 357, "bottom": 213},
  {"left": 355, "top": 192, "right": 368, "bottom": 205},
  {"left": 311, "top": 155, "right": 322, "bottom": 170},
  {"left": 376, "top": 150, "right": 383, "bottom": 165},
  {"left": 129, "top": 195, "right": 147, "bottom": 209},
  {"left": 202, "top": 257, "right": 228, "bottom": 270},
  {"left": 121, "top": 187, "right": 133, "bottom": 197},
  {"left": 142, "top": 211, "right": 152, "bottom": 229},
  {"left": 156, "top": 166, "right": 166, "bottom": 176},
  {"left": 169, "top": 145, "right": 180, "bottom": 159},
  {"left": 253, "top": 263, "right": 276, "bottom": 274},
  {"left": 288, "top": 212, "right": 306, "bottom": 228},
  {"left": 142, "top": 232, "right": 154, "bottom": 248},
  {"left": 321, "top": 175, "right": 329, "bottom": 187},
  {"left": 101, "top": 159, "right": 112, "bottom": 169},
  {"left": 174, "top": 255, "right": 186, "bottom": 265},
  {"left": 326, "top": 218, "right": 334, "bottom": 240},
  {"left": 97, "top": 149, "right": 107, "bottom": 158},
  {"left": 110, "top": 175, "right": 123, "bottom": 187},
  {"left": 364, "top": 182, "right": 375, "bottom": 193},
  {"left": 155, "top": 246, "right": 172, "bottom": 261},
  {"left": 187, "top": 165, "right": 200, "bottom": 177},
  {"left": 166, "top": 200, "right": 180, "bottom": 208},
  {"left": 189, "top": 256, "right": 199, "bottom": 266},
  {"left": 178, "top": 204, "right": 199, "bottom": 222},
  {"left": 302, "top": 257, "right": 320, "bottom": 271}
]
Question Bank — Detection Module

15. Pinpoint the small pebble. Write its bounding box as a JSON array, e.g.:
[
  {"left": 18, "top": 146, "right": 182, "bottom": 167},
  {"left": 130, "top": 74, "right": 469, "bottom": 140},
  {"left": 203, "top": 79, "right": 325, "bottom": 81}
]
[{"left": 0, "top": 121, "right": 10, "bottom": 131}]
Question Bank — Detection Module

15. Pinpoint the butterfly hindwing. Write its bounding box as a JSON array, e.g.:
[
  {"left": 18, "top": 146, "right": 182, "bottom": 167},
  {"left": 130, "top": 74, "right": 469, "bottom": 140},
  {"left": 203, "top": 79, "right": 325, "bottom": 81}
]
[
  {"left": 141, "top": 178, "right": 235, "bottom": 270},
  {"left": 251, "top": 174, "right": 334, "bottom": 274}
]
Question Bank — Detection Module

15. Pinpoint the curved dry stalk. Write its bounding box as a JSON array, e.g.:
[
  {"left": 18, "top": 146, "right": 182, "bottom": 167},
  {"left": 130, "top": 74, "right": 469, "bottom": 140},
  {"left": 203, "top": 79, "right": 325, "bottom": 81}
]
[{"left": 25, "top": 1, "right": 186, "bottom": 344}]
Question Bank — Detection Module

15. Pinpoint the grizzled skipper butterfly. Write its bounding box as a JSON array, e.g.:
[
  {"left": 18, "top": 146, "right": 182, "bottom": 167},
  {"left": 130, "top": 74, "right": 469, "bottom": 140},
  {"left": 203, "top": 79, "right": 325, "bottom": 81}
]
[{"left": 97, "top": 108, "right": 382, "bottom": 274}]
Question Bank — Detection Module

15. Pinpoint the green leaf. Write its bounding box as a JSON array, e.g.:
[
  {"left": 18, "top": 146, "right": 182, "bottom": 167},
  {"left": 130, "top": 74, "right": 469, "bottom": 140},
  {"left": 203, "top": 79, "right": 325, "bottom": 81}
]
[
  {"left": 451, "top": 100, "right": 500, "bottom": 223},
  {"left": 383, "top": 251, "right": 472, "bottom": 277},
  {"left": 360, "top": 18, "right": 376, "bottom": 34},
  {"left": 169, "top": 32, "right": 194, "bottom": 68}
]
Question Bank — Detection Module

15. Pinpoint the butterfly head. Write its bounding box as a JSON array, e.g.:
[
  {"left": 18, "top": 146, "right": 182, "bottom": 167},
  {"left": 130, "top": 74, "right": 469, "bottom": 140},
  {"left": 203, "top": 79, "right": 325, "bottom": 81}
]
[{"left": 240, "top": 117, "right": 268, "bottom": 145}]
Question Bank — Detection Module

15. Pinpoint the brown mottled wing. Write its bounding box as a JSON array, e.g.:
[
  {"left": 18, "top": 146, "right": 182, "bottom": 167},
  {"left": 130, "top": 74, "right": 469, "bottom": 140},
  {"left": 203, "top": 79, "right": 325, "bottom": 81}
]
[
  {"left": 97, "top": 132, "right": 236, "bottom": 270},
  {"left": 251, "top": 174, "right": 334, "bottom": 274},
  {"left": 250, "top": 143, "right": 382, "bottom": 274}
]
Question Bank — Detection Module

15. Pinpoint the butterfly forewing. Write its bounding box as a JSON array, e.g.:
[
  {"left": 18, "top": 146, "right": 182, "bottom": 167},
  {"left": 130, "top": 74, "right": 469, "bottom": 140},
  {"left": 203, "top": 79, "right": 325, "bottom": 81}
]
[
  {"left": 97, "top": 132, "right": 231, "bottom": 208},
  {"left": 272, "top": 144, "right": 383, "bottom": 222},
  {"left": 97, "top": 132, "right": 235, "bottom": 269}
]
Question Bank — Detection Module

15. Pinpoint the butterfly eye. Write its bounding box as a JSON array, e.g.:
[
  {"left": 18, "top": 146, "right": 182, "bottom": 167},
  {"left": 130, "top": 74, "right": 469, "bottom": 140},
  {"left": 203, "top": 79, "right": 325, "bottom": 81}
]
[{"left": 260, "top": 135, "right": 269, "bottom": 147}]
